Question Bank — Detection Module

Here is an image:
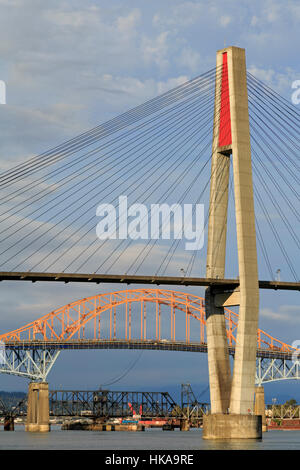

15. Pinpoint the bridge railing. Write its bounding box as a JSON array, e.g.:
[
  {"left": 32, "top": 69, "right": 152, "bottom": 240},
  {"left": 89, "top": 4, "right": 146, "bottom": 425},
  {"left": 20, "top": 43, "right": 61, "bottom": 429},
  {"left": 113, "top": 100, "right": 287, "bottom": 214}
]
[{"left": 266, "top": 404, "right": 300, "bottom": 419}]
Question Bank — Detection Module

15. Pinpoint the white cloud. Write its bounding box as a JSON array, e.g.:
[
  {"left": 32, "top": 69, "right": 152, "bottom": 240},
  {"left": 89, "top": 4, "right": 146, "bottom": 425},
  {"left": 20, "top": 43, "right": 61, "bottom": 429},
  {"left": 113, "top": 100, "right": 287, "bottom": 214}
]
[
  {"left": 153, "top": 2, "right": 204, "bottom": 28},
  {"left": 142, "top": 32, "right": 170, "bottom": 70},
  {"left": 115, "top": 8, "right": 141, "bottom": 36},
  {"left": 264, "top": 1, "right": 281, "bottom": 23},
  {"left": 248, "top": 65, "right": 298, "bottom": 94},
  {"left": 45, "top": 7, "right": 101, "bottom": 28},
  {"left": 261, "top": 305, "right": 300, "bottom": 323},
  {"left": 248, "top": 66, "right": 275, "bottom": 84},
  {"left": 250, "top": 15, "right": 259, "bottom": 26},
  {"left": 219, "top": 15, "right": 232, "bottom": 27},
  {"left": 176, "top": 47, "right": 201, "bottom": 73}
]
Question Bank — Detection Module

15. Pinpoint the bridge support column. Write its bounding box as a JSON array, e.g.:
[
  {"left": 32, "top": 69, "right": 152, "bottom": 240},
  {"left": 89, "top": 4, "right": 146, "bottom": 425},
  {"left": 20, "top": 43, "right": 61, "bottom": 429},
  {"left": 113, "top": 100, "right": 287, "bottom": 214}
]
[
  {"left": 204, "top": 46, "right": 232, "bottom": 416},
  {"left": 4, "top": 416, "right": 14, "bottom": 431},
  {"left": 227, "top": 46, "right": 259, "bottom": 419},
  {"left": 205, "top": 288, "right": 231, "bottom": 414},
  {"left": 180, "top": 419, "right": 190, "bottom": 431},
  {"left": 26, "top": 382, "right": 50, "bottom": 432},
  {"left": 203, "top": 46, "right": 261, "bottom": 439},
  {"left": 255, "top": 386, "right": 267, "bottom": 432},
  {"left": 203, "top": 414, "right": 262, "bottom": 439}
]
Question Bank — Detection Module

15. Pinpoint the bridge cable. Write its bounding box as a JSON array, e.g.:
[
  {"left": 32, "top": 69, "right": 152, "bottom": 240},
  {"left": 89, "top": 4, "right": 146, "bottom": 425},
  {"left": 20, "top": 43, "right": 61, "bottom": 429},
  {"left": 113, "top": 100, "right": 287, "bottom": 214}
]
[
  {"left": 0, "top": 85, "right": 217, "bottom": 237},
  {"left": 87, "top": 88, "right": 227, "bottom": 274},
  {"left": 4, "top": 90, "right": 217, "bottom": 272},
  {"left": 0, "top": 70, "right": 221, "bottom": 202},
  {"left": 45, "top": 88, "right": 222, "bottom": 273},
  {"left": 90, "top": 78, "right": 231, "bottom": 275},
  {"left": 99, "top": 351, "right": 144, "bottom": 387},
  {"left": 0, "top": 67, "right": 222, "bottom": 186},
  {"left": 253, "top": 182, "right": 298, "bottom": 281}
]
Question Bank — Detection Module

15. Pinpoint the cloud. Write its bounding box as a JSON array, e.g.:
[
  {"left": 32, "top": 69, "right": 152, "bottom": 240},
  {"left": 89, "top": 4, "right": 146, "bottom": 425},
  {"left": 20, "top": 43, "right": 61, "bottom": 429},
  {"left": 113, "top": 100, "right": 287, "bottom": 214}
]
[
  {"left": 176, "top": 47, "right": 201, "bottom": 74},
  {"left": 0, "top": 2, "right": 199, "bottom": 167},
  {"left": 142, "top": 32, "right": 170, "bottom": 71},
  {"left": 219, "top": 15, "right": 232, "bottom": 27},
  {"left": 115, "top": 8, "right": 141, "bottom": 36},
  {"left": 153, "top": 2, "right": 204, "bottom": 28},
  {"left": 45, "top": 6, "right": 102, "bottom": 28},
  {"left": 261, "top": 305, "right": 300, "bottom": 323},
  {"left": 248, "top": 65, "right": 299, "bottom": 95},
  {"left": 0, "top": 0, "right": 299, "bottom": 394}
]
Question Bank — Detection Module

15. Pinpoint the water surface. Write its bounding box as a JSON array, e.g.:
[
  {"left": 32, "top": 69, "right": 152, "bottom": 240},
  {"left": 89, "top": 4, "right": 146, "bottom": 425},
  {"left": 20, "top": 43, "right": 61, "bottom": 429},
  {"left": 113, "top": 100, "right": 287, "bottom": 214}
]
[{"left": 1, "top": 426, "right": 300, "bottom": 450}]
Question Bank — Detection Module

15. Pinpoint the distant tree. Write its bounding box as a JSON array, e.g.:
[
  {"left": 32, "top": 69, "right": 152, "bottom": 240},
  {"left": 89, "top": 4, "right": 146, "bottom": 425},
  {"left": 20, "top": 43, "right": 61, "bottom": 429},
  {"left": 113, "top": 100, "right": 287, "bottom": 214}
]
[{"left": 285, "top": 399, "right": 297, "bottom": 406}]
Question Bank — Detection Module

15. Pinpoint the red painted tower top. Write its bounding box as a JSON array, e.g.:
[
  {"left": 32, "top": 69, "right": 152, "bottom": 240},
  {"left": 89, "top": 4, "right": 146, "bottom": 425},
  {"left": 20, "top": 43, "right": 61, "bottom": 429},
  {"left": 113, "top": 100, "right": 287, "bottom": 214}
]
[{"left": 218, "top": 52, "right": 232, "bottom": 147}]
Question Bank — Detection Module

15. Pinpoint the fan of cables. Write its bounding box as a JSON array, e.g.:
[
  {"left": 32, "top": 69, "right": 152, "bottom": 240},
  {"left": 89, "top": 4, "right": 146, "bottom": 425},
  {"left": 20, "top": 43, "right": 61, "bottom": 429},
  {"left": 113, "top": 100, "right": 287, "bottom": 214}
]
[{"left": 0, "top": 66, "right": 298, "bottom": 282}]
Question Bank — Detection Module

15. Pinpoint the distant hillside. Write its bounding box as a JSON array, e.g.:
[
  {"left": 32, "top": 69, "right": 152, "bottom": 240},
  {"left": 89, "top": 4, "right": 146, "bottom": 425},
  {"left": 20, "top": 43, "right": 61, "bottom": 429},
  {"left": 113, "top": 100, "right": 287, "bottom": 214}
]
[
  {"left": 0, "top": 391, "right": 27, "bottom": 409},
  {"left": 0, "top": 391, "right": 26, "bottom": 398}
]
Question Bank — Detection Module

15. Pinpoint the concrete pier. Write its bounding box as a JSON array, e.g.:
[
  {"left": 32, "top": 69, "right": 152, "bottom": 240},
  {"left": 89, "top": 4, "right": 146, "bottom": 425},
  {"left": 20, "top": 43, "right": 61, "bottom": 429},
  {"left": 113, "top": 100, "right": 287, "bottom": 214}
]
[
  {"left": 203, "top": 414, "right": 262, "bottom": 440},
  {"left": 4, "top": 415, "right": 14, "bottom": 431},
  {"left": 26, "top": 382, "right": 50, "bottom": 432},
  {"left": 180, "top": 419, "right": 190, "bottom": 431},
  {"left": 255, "top": 386, "right": 267, "bottom": 432}
]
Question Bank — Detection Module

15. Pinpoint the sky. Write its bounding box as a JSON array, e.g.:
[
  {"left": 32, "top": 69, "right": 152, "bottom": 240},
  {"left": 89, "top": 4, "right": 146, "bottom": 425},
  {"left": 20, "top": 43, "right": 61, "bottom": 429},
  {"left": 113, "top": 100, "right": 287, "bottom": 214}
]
[{"left": 0, "top": 0, "right": 299, "bottom": 405}]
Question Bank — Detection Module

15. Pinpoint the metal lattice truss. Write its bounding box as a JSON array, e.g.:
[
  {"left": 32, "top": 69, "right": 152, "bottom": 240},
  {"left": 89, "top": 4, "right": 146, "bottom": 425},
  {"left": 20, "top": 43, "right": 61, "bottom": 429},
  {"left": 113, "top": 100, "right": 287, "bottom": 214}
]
[
  {"left": 49, "top": 390, "right": 177, "bottom": 417},
  {"left": 181, "top": 383, "right": 209, "bottom": 418},
  {"left": 266, "top": 404, "right": 300, "bottom": 419},
  {"left": 0, "top": 289, "right": 299, "bottom": 383},
  {"left": 256, "top": 357, "right": 300, "bottom": 385},
  {"left": 0, "top": 289, "right": 297, "bottom": 353},
  {"left": 0, "top": 347, "right": 60, "bottom": 381}
]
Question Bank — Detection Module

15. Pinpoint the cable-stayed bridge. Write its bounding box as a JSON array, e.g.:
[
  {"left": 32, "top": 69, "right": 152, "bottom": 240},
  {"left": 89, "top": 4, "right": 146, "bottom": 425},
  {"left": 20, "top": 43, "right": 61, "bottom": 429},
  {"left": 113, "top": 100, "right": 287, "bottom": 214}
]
[
  {"left": 0, "top": 46, "right": 298, "bottom": 436},
  {"left": 0, "top": 65, "right": 298, "bottom": 282}
]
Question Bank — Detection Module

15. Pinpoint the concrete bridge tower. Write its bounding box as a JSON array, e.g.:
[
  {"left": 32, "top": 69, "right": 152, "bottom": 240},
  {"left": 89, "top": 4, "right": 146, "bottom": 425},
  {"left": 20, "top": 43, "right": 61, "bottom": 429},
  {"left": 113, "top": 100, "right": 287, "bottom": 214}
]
[{"left": 203, "top": 46, "right": 262, "bottom": 439}]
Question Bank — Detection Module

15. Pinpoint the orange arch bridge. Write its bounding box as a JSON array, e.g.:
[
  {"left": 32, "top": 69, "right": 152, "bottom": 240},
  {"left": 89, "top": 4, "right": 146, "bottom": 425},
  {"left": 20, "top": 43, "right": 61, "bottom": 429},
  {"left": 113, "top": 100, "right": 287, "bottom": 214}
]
[{"left": 0, "top": 289, "right": 299, "bottom": 383}]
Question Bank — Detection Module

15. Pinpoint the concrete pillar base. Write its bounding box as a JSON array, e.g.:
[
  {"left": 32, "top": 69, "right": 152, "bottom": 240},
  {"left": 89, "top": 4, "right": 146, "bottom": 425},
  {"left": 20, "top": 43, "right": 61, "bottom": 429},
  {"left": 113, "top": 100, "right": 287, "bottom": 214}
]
[
  {"left": 25, "top": 424, "right": 40, "bottom": 432},
  {"left": 38, "top": 424, "right": 50, "bottom": 432},
  {"left": 254, "top": 386, "right": 267, "bottom": 432},
  {"left": 180, "top": 419, "right": 190, "bottom": 431},
  {"left": 25, "top": 423, "right": 50, "bottom": 432},
  {"left": 26, "top": 382, "right": 50, "bottom": 433},
  {"left": 202, "top": 414, "right": 262, "bottom": 440},
  {"left": 4, "top": 416, "right": 14, "bottom": 431}
]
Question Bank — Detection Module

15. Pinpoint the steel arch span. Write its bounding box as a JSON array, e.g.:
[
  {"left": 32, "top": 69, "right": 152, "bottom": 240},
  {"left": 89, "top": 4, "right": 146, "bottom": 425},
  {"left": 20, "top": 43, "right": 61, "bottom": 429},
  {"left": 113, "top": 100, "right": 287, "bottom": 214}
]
[{"left": 0, "top": 289, "right": 299, "bottom": 383}]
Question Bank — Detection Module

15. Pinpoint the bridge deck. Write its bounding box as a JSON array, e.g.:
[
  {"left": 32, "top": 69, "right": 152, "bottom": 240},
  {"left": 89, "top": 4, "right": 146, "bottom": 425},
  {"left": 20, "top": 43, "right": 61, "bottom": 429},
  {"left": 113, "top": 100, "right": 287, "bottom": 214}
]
[
  {"left": 0, "top": 272, "right": 299, "bottom": 290},
  {"left": 4, "top": 339, "right": 294, "bottom": 360}
]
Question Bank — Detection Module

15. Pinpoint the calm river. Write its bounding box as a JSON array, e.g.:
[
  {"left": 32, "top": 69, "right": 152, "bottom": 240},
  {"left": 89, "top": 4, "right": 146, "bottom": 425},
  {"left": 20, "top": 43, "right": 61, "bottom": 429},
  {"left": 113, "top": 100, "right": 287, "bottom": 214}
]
[{"left": 0, "top": 425, "right": 300, "bottom": 450}]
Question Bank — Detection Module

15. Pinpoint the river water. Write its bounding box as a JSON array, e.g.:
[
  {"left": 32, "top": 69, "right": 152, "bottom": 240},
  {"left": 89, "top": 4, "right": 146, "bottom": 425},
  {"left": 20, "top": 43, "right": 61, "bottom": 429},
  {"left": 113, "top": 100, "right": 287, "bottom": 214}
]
[{"left": 0, "top": 425, "right": 300, "bottom": 450}]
